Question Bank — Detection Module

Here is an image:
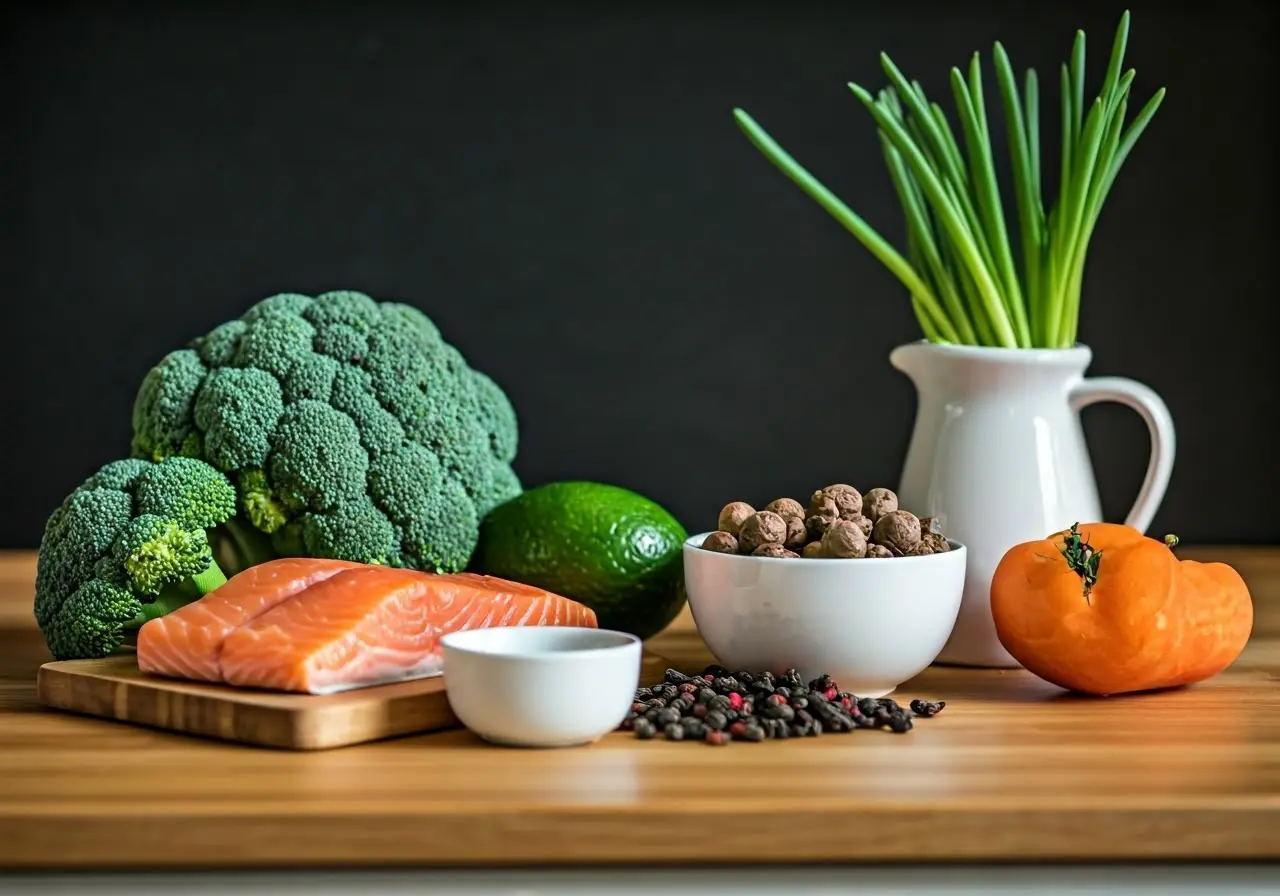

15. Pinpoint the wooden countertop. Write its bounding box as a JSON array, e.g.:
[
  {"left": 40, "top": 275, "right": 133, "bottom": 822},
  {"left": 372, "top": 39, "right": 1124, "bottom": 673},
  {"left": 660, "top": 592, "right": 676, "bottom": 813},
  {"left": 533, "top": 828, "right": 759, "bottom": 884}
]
[{"left": 1, "top": 547, "right": 1279, "bottom": 870}]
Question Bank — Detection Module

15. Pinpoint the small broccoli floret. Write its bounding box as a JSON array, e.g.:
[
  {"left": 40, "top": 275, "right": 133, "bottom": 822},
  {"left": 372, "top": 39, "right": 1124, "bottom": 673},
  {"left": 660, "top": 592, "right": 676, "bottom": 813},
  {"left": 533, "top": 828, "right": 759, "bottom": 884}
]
[
  {"left": 194, "top": 367, "right": 285, "bottom": 472},
  {"left": 44, "top": 580, "right": 143, "bottom": 663},
  {"left": 112, "top": 515, "right": 222, "bottom": 596},
  {"left": 301, "top": 498, "right": 401, "bottom": 566},
  {"left": 128, "top": 289, "right": 522, "bottom": 572},
  {"left": 136, "top": 455, "right": 238, "bottom": 530},
  {"left": 34, "top": 456, "right": 238, "bottom": 660},
  {"left": 131, "top": 349, "right": 207, "bottom": 462}
]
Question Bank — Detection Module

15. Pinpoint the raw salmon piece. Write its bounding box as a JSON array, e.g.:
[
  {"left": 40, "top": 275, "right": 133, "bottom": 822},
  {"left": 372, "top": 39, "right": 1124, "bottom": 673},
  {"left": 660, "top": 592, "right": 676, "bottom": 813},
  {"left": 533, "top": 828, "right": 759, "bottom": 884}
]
[
  {"left": 217, "top": 567, "right": 598, "bottom": 695},
  {"left": 135, "top": 557, "right": 364, "bottom": 682}
]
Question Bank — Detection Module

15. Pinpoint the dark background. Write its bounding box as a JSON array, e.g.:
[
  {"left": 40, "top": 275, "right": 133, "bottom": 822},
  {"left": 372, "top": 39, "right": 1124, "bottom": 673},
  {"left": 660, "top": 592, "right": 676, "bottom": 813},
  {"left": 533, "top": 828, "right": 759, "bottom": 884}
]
[{"left": 2, "top": 0, "right": 1276, "bottom": 548}]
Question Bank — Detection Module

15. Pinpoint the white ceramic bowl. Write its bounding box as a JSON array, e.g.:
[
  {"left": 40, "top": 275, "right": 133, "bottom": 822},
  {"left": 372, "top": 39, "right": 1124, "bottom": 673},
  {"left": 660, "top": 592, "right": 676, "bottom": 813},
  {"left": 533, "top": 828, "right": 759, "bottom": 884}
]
[
  {"left": 682, "top": 532, "right": 967, "bottom": 698},
  {"left": 441, "top": 626, "right": 642, "bottom": 748}
]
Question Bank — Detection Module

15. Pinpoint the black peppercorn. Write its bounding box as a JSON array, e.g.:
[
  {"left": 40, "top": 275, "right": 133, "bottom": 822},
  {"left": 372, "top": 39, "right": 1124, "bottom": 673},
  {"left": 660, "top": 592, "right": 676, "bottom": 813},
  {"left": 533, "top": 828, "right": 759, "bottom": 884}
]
[
  {"left": 888, "top": 711, "right": 913, "bottom": 733},
  {"left": 774, "top": 687, "right": 791, "bottom": 700},
  {"left": 697, "top": 688, "right": 717, "bottom": 704},
  {"left": 909, "top": 699, "right": 947, "bottom": 718},
  {"left": 634, "top": 718, "right": 657, "bottom": 739},
  {"left": 664, "top": 669, "right": 690, "bottom": 685},
  {"left": 790, "top": 696, "right": 809, "bottom": 711},
  {"left": 682, "top": 717, "right": 706, "bottom": 739},
  {"left": 708, "top": 694, "right": 732, "bottom": 712},
  {"left": 704, "top": 709, "right": 728, "bottom": 730},
  {"left": 794, "top": 709, "right": 814, "bottom": 728},
  {"left": 780, "top": 669, "right": 804, "bottom": 689},
  {"left": 692, "top": 703, "right": 708, "bottom": 719},
  {"left": 677, "top": 682, "right": 699, "bottom": 695},
  {"left": 763, "top": 702, "right": 795, "bottom": 722},
  {"left": 877, "top": 697, "right": 902, "bottom": 713},
  {"left": 705, "top": 729, "right": 730, "bottom": 746},
  {"left": 665, "top": 723, "right": 686, "bottom": 741},
  {"left": 657, "top": 707, "right": 682, "bottom": 727},
  {"left": 713, "top": 676, "right": 743, "bottom": 694},
  {"left": 857, "top": 698, "right": 879, "bottom": 717},
  {"left": 635, "top": 687, "right": 653, "bottom": 699},
  {"left": 702, "top": 664, "right": 728, "bottom": 678}
]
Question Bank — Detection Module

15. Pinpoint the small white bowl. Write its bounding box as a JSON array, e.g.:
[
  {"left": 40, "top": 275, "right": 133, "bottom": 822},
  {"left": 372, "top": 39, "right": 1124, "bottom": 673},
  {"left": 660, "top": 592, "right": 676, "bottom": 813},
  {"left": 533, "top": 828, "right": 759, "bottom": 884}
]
[
  {"left": 683, "top": 532, "right": 966, "bottom": 698},
  {"left": 441, "top": 626, "right": 642, "bottom": 748}
]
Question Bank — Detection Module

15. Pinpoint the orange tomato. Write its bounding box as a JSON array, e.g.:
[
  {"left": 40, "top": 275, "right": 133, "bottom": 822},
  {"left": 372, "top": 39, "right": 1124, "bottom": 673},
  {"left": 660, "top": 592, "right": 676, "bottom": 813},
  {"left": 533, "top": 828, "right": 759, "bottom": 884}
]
[{"left": 990, "top": 523, "right": 1253, "bottom": 696}]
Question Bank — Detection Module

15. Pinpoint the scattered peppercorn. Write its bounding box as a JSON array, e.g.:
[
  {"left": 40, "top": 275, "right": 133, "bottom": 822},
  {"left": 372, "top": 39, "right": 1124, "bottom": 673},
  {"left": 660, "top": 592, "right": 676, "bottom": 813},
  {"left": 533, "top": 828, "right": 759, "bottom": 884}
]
[
  {"left": 619, "top": 664, "right": 948, "bottom": 743},
  {"left": 910, "top": 699, "right": 946, "bottom": 718}
]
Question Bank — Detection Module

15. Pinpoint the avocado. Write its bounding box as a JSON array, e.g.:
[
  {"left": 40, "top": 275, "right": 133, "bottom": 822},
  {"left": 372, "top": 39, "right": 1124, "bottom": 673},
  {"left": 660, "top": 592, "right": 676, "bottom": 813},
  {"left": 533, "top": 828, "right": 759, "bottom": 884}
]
[{"left": 470, "top": 480, "right": 688, "bottom": 641}]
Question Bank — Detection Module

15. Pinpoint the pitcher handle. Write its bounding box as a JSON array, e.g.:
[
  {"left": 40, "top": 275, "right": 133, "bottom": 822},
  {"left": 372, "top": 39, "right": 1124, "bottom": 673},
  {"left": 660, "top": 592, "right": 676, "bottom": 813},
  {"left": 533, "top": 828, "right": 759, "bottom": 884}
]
[{"left": 1069, "top": 377, "right": 1176, "bottom": 534}]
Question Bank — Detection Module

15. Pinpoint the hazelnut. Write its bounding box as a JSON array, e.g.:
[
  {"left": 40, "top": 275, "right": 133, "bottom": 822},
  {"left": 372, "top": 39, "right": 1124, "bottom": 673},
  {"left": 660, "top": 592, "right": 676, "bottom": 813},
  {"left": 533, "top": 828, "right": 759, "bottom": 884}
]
[
  {"left": 701, "top": 531, "right": 739, "bottom": 554},
  {"left": 820, "top": 518, "right": 868, "bottom": 559},
  {"left": 854, "top": 515, "right": 873, "bottom": 538},
  {"left": 717, "top": 502, "right": 755, "bottom": 536},
  {"left": 820, "top": 483, "right": 863, "bottom": 520},
  {"left": 753, "top": 543, "right": 799, "bottom": 559},
  {"left": 738, "top": 511, "right": 787, "bottom": 554},
  {"left": 922, "top": 531, "right": 952, "bottom": 553},
  {"left": 763, "top": 497, "right": 805, "bottom": 521},
  {"left": 805, "top": 492, "right": 840, "bottom": 539},
  {"left": 863, "top": 488, "right": 898, "bottom": 523},
  {"left": 801, "top": 541, "right": 826, "bottom": 559},
  {"left": 908, "top": 539, "right": 935, "bottom": 556},
  {"left": 783, "top": 514, "right": 808, "bottom": 550},
  {"left": 872, "top": 509, "right": 921, "bottom": 556},
  {"left": 865, "top": 544, "right": 893, "bottom": 559}
]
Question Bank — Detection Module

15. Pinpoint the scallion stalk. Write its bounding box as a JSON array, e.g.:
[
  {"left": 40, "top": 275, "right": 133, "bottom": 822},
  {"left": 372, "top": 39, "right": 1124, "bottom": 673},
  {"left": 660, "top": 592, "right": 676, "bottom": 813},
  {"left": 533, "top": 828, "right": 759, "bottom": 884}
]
[{"left": 732, "top": 9, "right": 1163, "bottom": 348}]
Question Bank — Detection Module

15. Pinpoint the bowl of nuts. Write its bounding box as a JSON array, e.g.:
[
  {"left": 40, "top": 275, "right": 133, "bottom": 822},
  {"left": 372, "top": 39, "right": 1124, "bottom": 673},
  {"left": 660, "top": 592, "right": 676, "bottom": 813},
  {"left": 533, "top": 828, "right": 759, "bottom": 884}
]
[{"left": 682, "top": 484, "right": 966, "bottom": 698}]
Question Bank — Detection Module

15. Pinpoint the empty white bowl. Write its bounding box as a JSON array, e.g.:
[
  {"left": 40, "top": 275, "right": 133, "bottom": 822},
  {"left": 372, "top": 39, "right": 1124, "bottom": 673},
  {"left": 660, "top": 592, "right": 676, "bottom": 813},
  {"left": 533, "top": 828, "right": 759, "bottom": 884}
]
[
  {"left": 683, "top": 532, "right": 967, "bottom": 698},
  {"left": 441, "top": 626, "right": 642, "bottom": 748}
]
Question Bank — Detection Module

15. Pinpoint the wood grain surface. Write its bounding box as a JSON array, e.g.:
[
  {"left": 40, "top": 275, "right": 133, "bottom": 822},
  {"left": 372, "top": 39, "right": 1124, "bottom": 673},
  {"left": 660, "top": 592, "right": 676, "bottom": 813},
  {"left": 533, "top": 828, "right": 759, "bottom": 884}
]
[
  {"left": 34, "top": 651, "right": 671, "bottom": 750},
  {"left": 2, "top": 547, "right": 1279, "bottom": 869}
]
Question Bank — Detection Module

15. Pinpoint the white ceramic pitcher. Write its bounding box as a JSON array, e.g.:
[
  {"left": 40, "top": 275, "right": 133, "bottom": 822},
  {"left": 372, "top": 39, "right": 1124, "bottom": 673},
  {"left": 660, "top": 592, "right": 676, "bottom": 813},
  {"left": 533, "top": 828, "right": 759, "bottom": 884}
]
[{"left": 889, "top": 341, "right": 1176, "bottom": 668}]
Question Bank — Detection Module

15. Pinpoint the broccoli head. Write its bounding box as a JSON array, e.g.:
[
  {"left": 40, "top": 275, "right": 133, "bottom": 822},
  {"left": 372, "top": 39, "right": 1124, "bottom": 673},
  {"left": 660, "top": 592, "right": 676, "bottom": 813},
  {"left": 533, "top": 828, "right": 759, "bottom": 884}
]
[
  {"left": 35, "top": 457, "right": 238, "bottom": 660},
  {"left": 129, "top": 290, "right": 521, "bottom": 573}
]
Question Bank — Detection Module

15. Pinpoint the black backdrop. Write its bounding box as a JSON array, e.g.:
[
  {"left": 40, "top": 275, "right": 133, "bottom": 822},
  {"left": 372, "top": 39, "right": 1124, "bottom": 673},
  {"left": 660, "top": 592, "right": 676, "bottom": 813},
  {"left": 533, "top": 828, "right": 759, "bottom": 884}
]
[{"left": 3, "top": 0, "right": 1277, "bottom": 548}]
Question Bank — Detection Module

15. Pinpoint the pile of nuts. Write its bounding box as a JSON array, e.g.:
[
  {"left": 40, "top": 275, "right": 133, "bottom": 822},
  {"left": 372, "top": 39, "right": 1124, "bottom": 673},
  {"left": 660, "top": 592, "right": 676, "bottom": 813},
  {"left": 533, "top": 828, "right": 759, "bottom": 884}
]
[
  {"left": 619, "top": 664, "right": 947, "bottom": 744},
  {"left": 700, "top": 484, "right": 953, "bottom": 559}
]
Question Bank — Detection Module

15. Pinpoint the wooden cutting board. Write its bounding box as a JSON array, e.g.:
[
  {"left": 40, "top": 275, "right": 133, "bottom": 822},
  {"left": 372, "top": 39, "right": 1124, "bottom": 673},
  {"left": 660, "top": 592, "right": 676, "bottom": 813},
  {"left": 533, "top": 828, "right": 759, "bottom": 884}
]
[{"left": 36, "top": 650, "right": 670, "bottom": 751}]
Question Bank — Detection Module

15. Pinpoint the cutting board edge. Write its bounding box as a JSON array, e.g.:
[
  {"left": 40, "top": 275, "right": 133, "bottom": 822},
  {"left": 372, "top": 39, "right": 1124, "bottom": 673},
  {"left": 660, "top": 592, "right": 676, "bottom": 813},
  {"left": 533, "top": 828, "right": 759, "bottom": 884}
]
[
  {"left": 34, "top": 650, "right": 670, "bottom": 750},
  {"left": 34, "top": 660, "right": 462, "bottom": 750}
]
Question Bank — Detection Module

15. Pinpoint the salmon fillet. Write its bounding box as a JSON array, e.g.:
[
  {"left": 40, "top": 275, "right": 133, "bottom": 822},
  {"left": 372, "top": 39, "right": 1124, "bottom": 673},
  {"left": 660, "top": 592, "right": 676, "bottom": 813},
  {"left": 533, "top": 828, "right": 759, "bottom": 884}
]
[
  {"left": 136, "top": 557, "right": 364, "bottom": 682},
  {"left": 216, "top": 567, "right": 598, "bottom": 695}
]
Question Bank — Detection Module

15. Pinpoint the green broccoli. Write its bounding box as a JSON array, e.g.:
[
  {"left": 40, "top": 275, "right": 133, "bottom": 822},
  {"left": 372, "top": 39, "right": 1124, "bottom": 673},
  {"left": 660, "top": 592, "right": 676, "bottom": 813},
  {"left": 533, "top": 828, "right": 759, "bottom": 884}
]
[
  {"left": 34, "top": 456, "right": 241, "bottom": 660},
  {"left": 129, "top": 290, "right": 521, "bottom": 574}
]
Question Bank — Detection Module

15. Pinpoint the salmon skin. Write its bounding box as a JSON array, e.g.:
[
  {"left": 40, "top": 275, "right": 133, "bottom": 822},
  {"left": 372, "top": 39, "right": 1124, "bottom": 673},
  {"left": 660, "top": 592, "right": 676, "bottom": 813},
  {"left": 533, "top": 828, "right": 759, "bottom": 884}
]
[
  {"left": 136, "top": 557, "right": 363, "bottom": 682},
  {"left": 136, "top": 561, "right": 598, "bottom": 695}
]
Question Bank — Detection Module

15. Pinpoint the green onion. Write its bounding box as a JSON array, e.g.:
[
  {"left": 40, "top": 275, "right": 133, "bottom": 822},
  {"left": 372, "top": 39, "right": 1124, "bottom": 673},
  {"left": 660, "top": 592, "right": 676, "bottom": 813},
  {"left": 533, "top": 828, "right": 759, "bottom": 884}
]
[{"left": 732, "top": 10, "right": 1163, "bottom": 348}]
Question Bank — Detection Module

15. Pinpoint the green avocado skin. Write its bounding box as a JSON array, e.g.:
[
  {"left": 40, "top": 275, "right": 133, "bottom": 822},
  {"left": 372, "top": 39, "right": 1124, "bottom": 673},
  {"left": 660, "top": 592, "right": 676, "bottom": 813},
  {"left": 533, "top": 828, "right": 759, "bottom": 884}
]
[{"left": 469, "top": 481, "right": 689, "bottom": 641}]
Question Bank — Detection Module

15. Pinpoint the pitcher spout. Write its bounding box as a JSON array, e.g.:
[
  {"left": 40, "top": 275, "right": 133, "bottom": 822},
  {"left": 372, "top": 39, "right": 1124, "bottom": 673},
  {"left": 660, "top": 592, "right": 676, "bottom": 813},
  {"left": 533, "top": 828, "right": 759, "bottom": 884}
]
[{"left": 888, "top": 340, "right": 935, "bottom": 385}]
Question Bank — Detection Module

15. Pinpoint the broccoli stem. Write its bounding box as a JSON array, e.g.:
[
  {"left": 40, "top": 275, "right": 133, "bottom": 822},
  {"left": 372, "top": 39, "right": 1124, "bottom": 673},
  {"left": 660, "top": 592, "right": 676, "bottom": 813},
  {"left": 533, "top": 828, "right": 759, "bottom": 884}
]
[
  {"left": 212, "top": 516, "right": 279, "bottom": 576},
  {"left": 128, "top": 554, "right": 228, "bottom": 627}
]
